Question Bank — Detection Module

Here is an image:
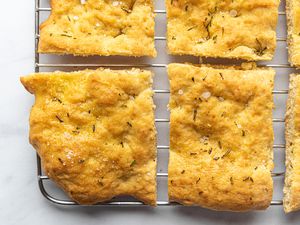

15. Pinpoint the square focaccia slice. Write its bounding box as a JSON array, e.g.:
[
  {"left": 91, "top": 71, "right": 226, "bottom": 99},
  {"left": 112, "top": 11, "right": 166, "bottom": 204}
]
[
  {"left": 166, "top": 0, "right": 280, "bottom": 60},
  {"left": 21, "top": 68, "right": 157, "bottom": 205},
  {"left": 284, "top": 74, "right": 300, "bottom": 213},
  {"left": 168, "top": 63, "right": 275, "bottom": 211},
  {"left": 38, "top": 0, "right": 156, "bottom": 57}
]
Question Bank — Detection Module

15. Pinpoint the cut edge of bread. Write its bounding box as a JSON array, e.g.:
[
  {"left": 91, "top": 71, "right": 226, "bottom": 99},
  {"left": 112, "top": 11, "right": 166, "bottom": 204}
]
[
  {"left": 286, "top": 0, "right": 300, "bottom": 67},
  {"left": 284, "top": 74, "right": 300, "bottom": 213}
]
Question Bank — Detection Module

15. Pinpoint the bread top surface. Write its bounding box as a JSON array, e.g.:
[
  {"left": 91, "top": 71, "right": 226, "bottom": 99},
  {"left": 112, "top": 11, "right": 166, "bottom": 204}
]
[
  {"left": 166, "top": 0, "right": 279, "bottom": 60},
  {"left": 20, "top": 68, "right": 157, "bottom": 205},
  {"left": 287, "top": 0, "right": 300, "bottom": 66},
  {"left": 168, "top": 63, "right": 275, "bottom": 211},
  {"left": 284, "top": 74, "right": 300, "bottom": 212},
  {"left": 39, "top": 0, "right": 156, "bottom": 57}
]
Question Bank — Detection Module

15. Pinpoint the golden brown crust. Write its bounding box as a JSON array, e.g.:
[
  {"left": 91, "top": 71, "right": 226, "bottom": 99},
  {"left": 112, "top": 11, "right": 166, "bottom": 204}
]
[
  {"left": 166, "top": 0, "right": 280, "bottom": 60},
  {"left": 20, "top": 68, "right": 157, "bottom": 205},
  {"left": 286, "top": 0, "right": 300, "bottom": 67},
  {"left": 284, "top": 74, "right": 300, "bottom": 213},
  {"left": 38, "top": 0, "right": 156, "bottom": 57},
  {"left": 168, "top": 63, "right": 274, "bottom": 211}
]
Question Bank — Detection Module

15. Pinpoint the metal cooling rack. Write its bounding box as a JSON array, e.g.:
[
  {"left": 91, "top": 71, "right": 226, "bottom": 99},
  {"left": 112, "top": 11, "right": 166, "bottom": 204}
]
[{"left": 34, "top": 0, "right": 289, "bottom": 206}]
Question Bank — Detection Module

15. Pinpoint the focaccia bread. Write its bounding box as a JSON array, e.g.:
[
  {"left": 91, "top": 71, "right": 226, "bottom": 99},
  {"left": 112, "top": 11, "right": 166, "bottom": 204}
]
[
  {"left": 166, "top": 0, "right": 280, "bottom": 61},
  {"left": 286, "top": 0, "right": 300, "bottom": 67},
  {"left": 284, "top": 74, "right": 300, "bottom": 213},
  {"left": 168, "top": 63, "right": 275, "bottom": 211},
  {"left": 20, "top": 68, "right": 157, "bottom": 205},
  {"left": 38, "top": 0, "right": 156, "bottom": 57}
]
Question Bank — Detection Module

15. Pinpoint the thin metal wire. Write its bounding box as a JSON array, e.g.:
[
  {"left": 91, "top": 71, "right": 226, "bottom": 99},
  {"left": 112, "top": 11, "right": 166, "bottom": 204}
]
[
  {"left": 36, "top": 7, "right": 167, "bottom": 13},
  {"left": 35, "top": 0, "right": 287, "bottom": 207},
  {"left": 155, "top": 118, "right": 285, "bottom": 123},
  {"left": 35, "top": 34, "right": 287, "bottom": 42},
  {"left": 35, "top": 34, "right": 169, "bottom": 40},
  {"left": 36, "top": 63, "right": 294, "bottom": 69},
  {"left": 36, "top": 7, "right": 287, "bottom": 16},
  {"left": 38, "top": 170, "right": 286, "bottom": 181},
  {"left": 35, "top": 0, "right": 40, "bottom": 73},
  {"left": 36, "top": 63, "right": 167, "bottom": 68},
  {"left": 155, "top": 90, "right": 289, "bottom": 94}
]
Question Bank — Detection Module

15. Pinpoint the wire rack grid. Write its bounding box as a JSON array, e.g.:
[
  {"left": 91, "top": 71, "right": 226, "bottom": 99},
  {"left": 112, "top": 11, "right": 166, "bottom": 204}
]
[{"left": 34, "top": 0, "right": 290, "bottom": 206}]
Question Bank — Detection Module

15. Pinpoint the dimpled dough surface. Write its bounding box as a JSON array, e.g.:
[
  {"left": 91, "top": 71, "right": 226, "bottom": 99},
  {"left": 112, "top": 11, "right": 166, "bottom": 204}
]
[
  {"left": 20, "top": 68, "right": 157, "bottom": 205},
  {"left": 168, "top": 63, "right": 275, "bottom": 211},
  {"left": 39, "top": 0, "right": 156, "bottom": 57},
  {"left": 166, "top": 0, "right": 280, "bottom": 60}
]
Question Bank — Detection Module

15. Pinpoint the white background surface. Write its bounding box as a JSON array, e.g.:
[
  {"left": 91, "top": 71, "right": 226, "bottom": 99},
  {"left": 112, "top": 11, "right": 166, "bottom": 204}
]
[{"left": 1, "top": 0, "right": 300, "bottom": 224}]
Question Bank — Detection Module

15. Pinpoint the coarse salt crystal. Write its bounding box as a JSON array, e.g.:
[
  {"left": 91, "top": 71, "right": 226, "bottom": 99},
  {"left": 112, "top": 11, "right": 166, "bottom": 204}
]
[
  {"left": 64, "top": 132, "right": 71, "bottom": 139},
  {"left": 200, "top": 136, "right": 209, "bottom": 143},
  {"left": 80, "top": 0, "right": 86, "bottom": 4},
  {"left": 201, "top": 91, "right": 211, "bottom": 99},
  {"left": 112, "top": 1, "right": 120, "bottom": 6},
  {"left": 229, "top": 9, "right": 237, "bottom": 17},
  {"left": 95, "top": 23, "right": 100, "bottom": 27},
  {"left": 66, "top": 150, "right": 74, "bottom": 159},
  {"left": 73, "top": 15, "right": 79, "bottom": 20},
  {"left": 178, "top": 89, "right": 184, "bottom": 95},
  {"left": 197, "top": 38, "right": 206, "bottom": 44},
  {"left": 218, "top": 97, "right": 224, "bottom": 102}
]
